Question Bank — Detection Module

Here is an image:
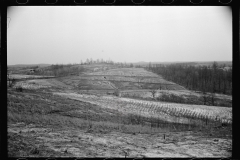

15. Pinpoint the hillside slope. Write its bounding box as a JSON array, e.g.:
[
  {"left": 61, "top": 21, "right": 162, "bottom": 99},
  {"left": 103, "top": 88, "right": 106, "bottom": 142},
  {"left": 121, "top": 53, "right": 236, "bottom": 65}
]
[{"left": 58, "top": 68, "right": 186, "bottom": 91}]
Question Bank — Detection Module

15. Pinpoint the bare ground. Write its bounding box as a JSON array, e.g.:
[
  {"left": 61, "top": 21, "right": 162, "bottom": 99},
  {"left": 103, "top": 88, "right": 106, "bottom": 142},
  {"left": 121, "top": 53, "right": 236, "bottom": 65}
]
[
  {"left": 7, "top": 71, "right": 232, "bottom": 158},
  {"left": 8, "top": 122, "right": 231, "bottom": 158}
]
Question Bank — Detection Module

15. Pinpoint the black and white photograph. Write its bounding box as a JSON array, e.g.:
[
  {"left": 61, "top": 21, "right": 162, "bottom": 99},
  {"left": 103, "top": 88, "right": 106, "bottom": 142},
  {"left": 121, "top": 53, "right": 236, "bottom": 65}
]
[{"left": 7, "top": 6, "right": 232, "bottom": 157}]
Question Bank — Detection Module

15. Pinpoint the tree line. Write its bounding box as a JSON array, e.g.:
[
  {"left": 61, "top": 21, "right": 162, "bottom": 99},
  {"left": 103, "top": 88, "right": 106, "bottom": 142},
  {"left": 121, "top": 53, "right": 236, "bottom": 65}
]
[
  {"left": 81, "top": 58, "right": 136, "bottom": 68},
  {"left": 146, "top": 62, "right": 232, "bottom": 95},
  {"left": 81, "top": 58, "right": 115, "bottom": 65},
  {"left": 26, "top": 64, "right": 85, "bottom": 77}
]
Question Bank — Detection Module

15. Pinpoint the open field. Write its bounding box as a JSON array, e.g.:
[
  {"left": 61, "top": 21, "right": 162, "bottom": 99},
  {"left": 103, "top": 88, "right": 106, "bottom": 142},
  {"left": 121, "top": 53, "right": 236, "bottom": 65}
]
[
  {"left": 7, "top": 65, "right": 232, "bottom": 157},
  {"left": 8, "top": 88, "right": 232, "bottom": 157},
  {"left": 57, "top": 68, "right": 185, "bottom": 90},
  {"left": 8, "top": 122, "right": 231, "bottom": 157},
  {"left": 120, "top": 89, "right": 232, "bottom": 107},
  {"left": 86, "top": 68, "right": 160, "bottom": 77},
  {"left": 120, "top": 89, "right": 232, "bottom": 100},
  {"left": 8, "top": 74, "right": 54, "bottom": 80},
  {"left": 54, "top": 92, "right": 232, "bottom": 125},
  {"left": 13, "top": 78, "right": 73, "bottom": 90}
]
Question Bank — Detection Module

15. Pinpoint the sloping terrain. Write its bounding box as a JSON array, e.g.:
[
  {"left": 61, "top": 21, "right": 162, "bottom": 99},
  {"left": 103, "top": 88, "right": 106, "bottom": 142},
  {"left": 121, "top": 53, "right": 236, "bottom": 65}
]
[
  {"left": 8, "top": 88, "right": 232, "bottom": 157},
  {"left": 7, "top": 65, "right": 232, "bottom": 157},
  {"left": 54, "top": 92, "right": 232, "bottom": 125},
  {"left": 58, "top": 68, "right": 186, "bottom": 90},
  {"left": 80, "top": 63, "right": 120, "bottom": 73},
  {"left": 9, "top": 74, "right": 54, "bottom": 80}
]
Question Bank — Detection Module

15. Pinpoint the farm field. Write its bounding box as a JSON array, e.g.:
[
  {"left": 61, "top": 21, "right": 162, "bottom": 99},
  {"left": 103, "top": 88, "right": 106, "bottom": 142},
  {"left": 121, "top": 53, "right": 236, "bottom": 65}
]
[
  {"left": 8, "top": 74, "right": 54, "bottom": 80},
  {"left": 7, "top": 65, "right": 232, "bottom": 157},
  {"left": 119, "top": 89, "right": 232, "bottom": 107},
  {"left": 120, "top": 89, "right": 232, "bottom": 100},
  {"left": 86, "top": 68, "right": 160, "bottom": 77},
  {"left": 57, "top": 68, "right": 186, "bottom": 90},
  {"left": 13, "top": 78, "right": 73, "bottom": 90},
  {"left": 54, "top": 92, "right": 232, "bottom": 125}
]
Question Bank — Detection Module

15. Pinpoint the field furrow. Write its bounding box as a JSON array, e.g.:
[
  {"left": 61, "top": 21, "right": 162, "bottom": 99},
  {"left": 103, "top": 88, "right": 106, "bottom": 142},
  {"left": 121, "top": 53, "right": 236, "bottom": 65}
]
[{"left": 54, "top": 92, "right": 232, "bottom": 125}]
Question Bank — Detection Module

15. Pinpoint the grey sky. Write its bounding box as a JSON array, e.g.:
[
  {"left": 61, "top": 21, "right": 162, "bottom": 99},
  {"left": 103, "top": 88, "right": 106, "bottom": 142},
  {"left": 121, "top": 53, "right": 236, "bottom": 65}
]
[{"left": 7, "top": 6, "right": 232, "bottom": 65}]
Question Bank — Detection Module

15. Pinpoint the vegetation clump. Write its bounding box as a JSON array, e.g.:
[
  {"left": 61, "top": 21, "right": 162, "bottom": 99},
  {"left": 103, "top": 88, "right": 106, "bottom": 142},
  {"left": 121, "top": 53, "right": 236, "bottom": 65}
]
[
  {"left": 147, "top": 62, "right": 232, "bottom": 95},
  {"left": 15, "top": 86, "right": 23, "bottom": 92}
]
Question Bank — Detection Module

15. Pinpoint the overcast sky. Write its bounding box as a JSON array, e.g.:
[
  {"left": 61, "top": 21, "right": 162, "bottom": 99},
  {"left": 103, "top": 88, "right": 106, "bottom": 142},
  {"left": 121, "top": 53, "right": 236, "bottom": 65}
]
[{"left": 7, "top": 6, "right": 232, "bottom": 65}]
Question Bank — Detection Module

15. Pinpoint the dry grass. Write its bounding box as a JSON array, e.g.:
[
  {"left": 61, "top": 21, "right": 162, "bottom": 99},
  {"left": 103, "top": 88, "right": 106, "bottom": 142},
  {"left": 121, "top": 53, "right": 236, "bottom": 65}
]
[
  {"left": 54, "top": 92, "right": 232, "bottom": 126},
  {"left": 87, "top": 68, "right": 159, "bottom": 77},
  {"left": 58, "top": 70, "right": 185, "bottom": 90},
  {"left": 8, "top": 88, "right": 225, "bottom": 136},
  {"left": 7, "top": 84, "right": 232, "bottom": 157},
  {"left": 7, "top": 65, "right": 232, "bottom": 157},
  {"left": 9, "top": 74, "right": 54, "bottom": 80}
]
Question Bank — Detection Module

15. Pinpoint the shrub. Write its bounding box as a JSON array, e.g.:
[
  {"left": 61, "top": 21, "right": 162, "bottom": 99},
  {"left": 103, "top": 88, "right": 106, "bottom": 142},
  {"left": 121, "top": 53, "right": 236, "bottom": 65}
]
[
  {"left": 16, "top": 86, "right": 23, "bottom": 92},
  {"left": 114, "top": 90, "right": 121, "bottom": 97},
  {"left": 8, "top": 78, "right": 17, "bottom": 88}
]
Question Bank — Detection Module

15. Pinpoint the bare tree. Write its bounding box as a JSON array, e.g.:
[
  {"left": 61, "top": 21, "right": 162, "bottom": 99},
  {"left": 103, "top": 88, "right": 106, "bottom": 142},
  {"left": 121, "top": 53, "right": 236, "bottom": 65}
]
[
  {"left": 150, "top": 90, "right": 157, "bottom": 99},
  {"left": 211, "top": 92, "right": 215, "bottom": 106},
  {"left": 7, "top": 67, "right": 16, "bottom": 88},
  {"left": 114, "top": 89, "right": 121, "bottom": 97},
  {"left": 159, "top": 84, "right": 162, "bottom": 90},
  {"left": 138, "top": 78, "right": 141, "bottom": 88},
  {"left": 202, "top": 91, "right": 207, "bottom": 105}
]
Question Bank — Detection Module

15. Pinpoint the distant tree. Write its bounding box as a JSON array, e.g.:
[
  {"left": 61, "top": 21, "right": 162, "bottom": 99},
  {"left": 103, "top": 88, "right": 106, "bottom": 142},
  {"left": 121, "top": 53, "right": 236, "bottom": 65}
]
[
  {"left": 90, "top": 58, "right": 93, "bottom": 64},
  {"left": 210, "top": 92, "right": 215, "bottom": 106},
  {"left": 114, "top": 89, "right": 121, "bottom": 97},
  {"left": 32, "top": 66, "right": 38, "bottom": 70},
  {"left": 226, "top": 68, "right": 232, "bottom": 94},
  {"left": 149, "top": 62, "right": 152, "bottom": 70},
  {"left": 150, "top": 90, "right": 157, "bottom": 99},
  {"left": 86, "top": 59, "right": 89, "bottom": 64},
  {"left": 16, "top": 86, "right": 23, "bottom": 92},
  {"left": 159, "top": 84, "right": 162, "bottom": 90},
  {"left": 137, "top": 78, "right": 141, "bottom": 88},
  {"left": 7, "top": 67, "right": 16, "bottom": 88},
  {"left": 121, "top": 63, "right": 124, "bottom": 68},
  {"left": 147, "top": 61, "right": 232, "bottom": 95},
  {"left": 202, "top": 90, "right": 207, "bottom": 105}
]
